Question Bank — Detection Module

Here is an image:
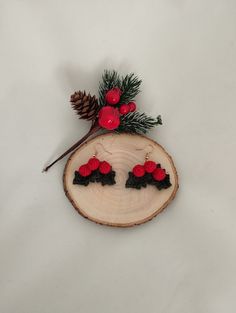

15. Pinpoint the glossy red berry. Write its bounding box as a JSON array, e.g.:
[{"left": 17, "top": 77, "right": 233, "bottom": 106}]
[
  {"left": 99, "top": 161, "right": 111, "bottom": 174},
  {"left": 119, "top": 104, "right": 130, "bottom": 115},
  {"left": 98, "top": 106, "right": 120, "bottom": 130},
  {"left": 88, "top": 157, "right": 100, "bottom": 170},
  {"left": 132, "top": 164, "right": 145, "bottom": 177},
  {"left": 78, "top": 164, "right": 91, "bottom": 177},
  {"left": 152, "top": 168, "right": 166, "bottom": 181},
  {"left": 128, "top": 101, "right": 136, "bottom": 112},
  {"left": 105, "top": 88, "right": 121, "bottom": 105},
  {"left": 144, "top": 160, "right": 156, "bottom": 173}
]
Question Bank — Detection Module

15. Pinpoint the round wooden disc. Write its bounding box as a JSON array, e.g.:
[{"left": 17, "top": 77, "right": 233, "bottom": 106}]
[{"left": 63, "top": 133, "right": 178, "bottom": 227}]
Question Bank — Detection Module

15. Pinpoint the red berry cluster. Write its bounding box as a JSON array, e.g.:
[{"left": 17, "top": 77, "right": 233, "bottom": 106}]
[
  {"left": 98, "top": 88, "right": 137, "bottom": 131},
  {"left": 132, "top": 160, "right": 166, "bottom": 181},
  {"left": 119, "top": 102, "right": 136, "bottom": 115},
  {"left": 105, "top": 87, "right": 137, "bottom": 115},
  {"left": 77, "top": 157, "right": 112, "bottom": 177}
]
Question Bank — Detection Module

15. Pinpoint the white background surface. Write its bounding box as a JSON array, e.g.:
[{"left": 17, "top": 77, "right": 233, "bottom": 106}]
[{"left": 1, "top": 0, "right": 236, "bottom": 312}]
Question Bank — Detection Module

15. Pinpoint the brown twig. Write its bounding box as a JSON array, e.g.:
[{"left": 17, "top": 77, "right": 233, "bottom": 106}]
[{"left": 43, "top": 122, "right": 101, "bottom": 172}]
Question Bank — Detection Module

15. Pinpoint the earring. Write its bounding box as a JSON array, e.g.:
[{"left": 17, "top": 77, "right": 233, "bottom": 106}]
[
  {"left": 125, "top": 145, "right": 171, "bottom": 190},
  {"left": 73, "top": 143, "right": 116, "bottom": 186}
]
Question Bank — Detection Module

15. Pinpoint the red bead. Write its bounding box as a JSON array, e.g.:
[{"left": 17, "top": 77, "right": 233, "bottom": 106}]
[
  {"left": 152, "top": 168, "right": 166, "bottom": 181},
  {"left": 88, "top": 157, "right": 100, "bottom": 170},
  {"left": 105, "top": 88, "right": 121, "bottom": 105},
  {"left": 128, "top": 101, "right": 136, "bottom": 112},
  {"left": 132, "top": 164, "right": 145, "bottom": 177},
  {"left": 99, "top": 161, "right": 111, "bottom": 174},
  {"left": 78, "top": 164, "right": 91, "bottom": 177},
  {"left": 144, "top": 160, "right": 156, "bottom": 173},
  {"left": 119, "top": 104, "right": 130, "bottom": 115},
  {"left": 98, "top": 106, "right": 120, "bottom": 130}
]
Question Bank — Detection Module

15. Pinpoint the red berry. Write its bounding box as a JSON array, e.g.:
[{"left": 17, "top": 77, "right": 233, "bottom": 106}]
[
  {"left": 98, "top": 106, "right": 120, "bottom": 130},
  {"left": 144, "top": 160, "right": 156, "bottom": 173},
  {"left": 88, "top": 157, "right": 100, "bottom": 171},
  {"left": 78, "top": 164, "right": 91, "bottom": 177},
  {"left": 105, "top": 88, "right": 121, "bottom": 105},
  {"left": 132, "top": 164, "right": 145, "bottom": 177},
  {"left": 119, "top": 104, "right": 130, "bottom": 115},
  {"left": 152, "top": 168, "right": 166, "bottom": 181},
  {"left": 99, "top": 161, "right": 111, "bottom": 174},
  {"left": 128, "top": 101, "right": 136, "bottom": 112}
]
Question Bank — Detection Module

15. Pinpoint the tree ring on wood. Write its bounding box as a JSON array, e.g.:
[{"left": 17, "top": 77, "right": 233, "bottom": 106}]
[{"left": 63, "top": 133, "right": 179, "bottom": 227}]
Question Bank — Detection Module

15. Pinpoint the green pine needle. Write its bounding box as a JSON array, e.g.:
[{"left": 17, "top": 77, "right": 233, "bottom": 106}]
[
  {"left": 98, "top": 70, "right": 141, "bottom": 107},
  {"left": 99, "top": 70, "right": 121, "bottom": 106},
  {"left": 119, "top": 73, "right": 142, "bottom": 104},
  {"left": 117, "top": 112, "right": 162, "bottom": 134}
]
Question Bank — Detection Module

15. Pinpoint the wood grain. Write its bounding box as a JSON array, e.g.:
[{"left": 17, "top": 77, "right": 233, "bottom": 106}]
[{"left": 63, "top": 133, "right": 179, "bottom": 227}]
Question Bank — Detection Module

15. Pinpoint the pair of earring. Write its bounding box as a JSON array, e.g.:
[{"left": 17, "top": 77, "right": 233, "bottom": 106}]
[{"left": 73, "top": 144, "right": 171, "bottom": 190}]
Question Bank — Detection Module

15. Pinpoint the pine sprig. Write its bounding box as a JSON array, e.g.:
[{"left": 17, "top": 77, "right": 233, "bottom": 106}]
[
  {"left": 43, "top": 69, "right": 164, "bottom": 172},
  {"left": 117, "top": 111, "right": 162, "bottom": 134},
  {"left": 98, "top": 70, "right": 121, "bottom": 107},
  {"left": 119, "top": 73, "right": 142, "bottom": 104},
  {"left": 98, "top": 70, "right": 141, "bottom": 107}
]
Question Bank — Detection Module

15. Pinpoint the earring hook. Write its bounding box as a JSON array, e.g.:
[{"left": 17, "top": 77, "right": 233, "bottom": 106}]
[{"left": 135, "top": 144, "right": 154, "bottom": 160}]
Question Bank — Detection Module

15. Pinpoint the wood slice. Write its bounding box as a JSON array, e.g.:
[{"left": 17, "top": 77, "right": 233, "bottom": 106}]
[{"left": 63, "top": 133, "right": 179, "bottom": 227}]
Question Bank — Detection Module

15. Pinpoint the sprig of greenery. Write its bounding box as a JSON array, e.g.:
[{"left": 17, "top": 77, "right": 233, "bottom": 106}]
[
  {"left": 98, "top": 70, "right": 121, "bottom": 107},
  {"left": 98, "top": 70, "right": 162, "bottom": 134},
  {"left": 119, "top": 73, "right": 142, "bottom": 104},
  {"left": 98, "top": 70, "right": 141, "bottom": 107},
  {"left": 117, "top": 111, "right": 162, "bottom": 134}
]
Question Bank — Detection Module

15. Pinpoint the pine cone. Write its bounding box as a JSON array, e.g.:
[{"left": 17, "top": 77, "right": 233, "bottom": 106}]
[{"left": 70, "top": 91, "right": 99, "bottom": 121}]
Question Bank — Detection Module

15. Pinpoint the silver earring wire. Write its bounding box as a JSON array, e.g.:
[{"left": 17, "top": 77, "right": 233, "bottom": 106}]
[{"left": 135, "top": 144, "right": 154, "bottom": 160}]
